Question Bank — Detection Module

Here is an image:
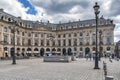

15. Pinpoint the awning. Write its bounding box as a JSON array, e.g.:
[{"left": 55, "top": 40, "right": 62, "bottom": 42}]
[
  {"left": 4, "top": 51, "right": 8, "bottom": 53},
  {"left": 27, "top": 51, "right": 31, "bottom": 53},
  {"left": 34, "top": 51, "right": 39, "bottom": 53},
  {"left": 106, "top": 51, "right": 111, "bottom": 53}
]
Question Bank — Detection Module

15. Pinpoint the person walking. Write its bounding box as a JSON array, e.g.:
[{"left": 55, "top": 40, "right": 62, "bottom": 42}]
[
  {"left": 89, "top": 52, "right": 92, "bottom": 61},
  {"left": 86, "top": 54, "right": 89, "bottom": 61}
]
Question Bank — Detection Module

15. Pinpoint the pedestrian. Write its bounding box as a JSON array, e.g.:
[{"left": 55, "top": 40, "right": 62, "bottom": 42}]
[
  {"left": 89, "top": 52, "right": 92, "bottom": 61},
  {"left": 93, "top": 53, "right": 95, "bottom": 60},
  {"left": 105, "top": 54, "right": 107, "bottom": 58},
  {"left": 109, "top": 54, "right": 112, "bottom": 63},
  {"left": 86, "top": 54, "right": 89, "bottom": 60}
]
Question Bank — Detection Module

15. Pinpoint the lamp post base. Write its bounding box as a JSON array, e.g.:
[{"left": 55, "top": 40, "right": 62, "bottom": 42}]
[
  {"left": 94, "top": 67, "right": 100, "bottom": 69},
  {"left": 12, "top": 62, "right": 16, "bottom": 65}
]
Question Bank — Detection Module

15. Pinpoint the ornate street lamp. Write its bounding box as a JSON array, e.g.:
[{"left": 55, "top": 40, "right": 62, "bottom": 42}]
[{"left": 93, "top": 2, "right": 100, "bottom": 69}]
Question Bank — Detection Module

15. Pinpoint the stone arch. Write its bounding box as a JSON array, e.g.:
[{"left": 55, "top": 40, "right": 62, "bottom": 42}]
[
  {"left": 85, "top": 47, "right": 90, "bottom": 55},
  {"left": 57, "top": 48, "right": 61, "bottom": 51},
  {"left": 22, "top": 48, "right": 25, "bottom": 56},
  {"left": 62, "top": 48, "right": 66, "bottom": 55},
  {"left": 46, "top": 48, "right": 50, "bottom": 51},
  {"left": 68, "top": 48, "right": 72, "bottom": 55},
  {"left": 27, "top": 48, "right": 32, "bottom": 56},
  {"left": 4, "top": 47, "right": 8, "bottom": 57},
  {"left": 34, "top": 48, "right": 39, "bottom": 56},
  {"left": 16, "top": 48, "right": 20, "bottom": 56},
  {"left": 40, "top": 48, "right": 44, "bottom": 56}
]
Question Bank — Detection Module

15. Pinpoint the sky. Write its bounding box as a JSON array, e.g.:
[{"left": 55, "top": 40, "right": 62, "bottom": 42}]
[{"left": 0, "top": 0, "right": 120, "bottom": 42}]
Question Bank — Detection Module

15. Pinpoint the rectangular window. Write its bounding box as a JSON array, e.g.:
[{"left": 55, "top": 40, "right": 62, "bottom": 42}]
[
  {"left": 41, "top": 33, "right": 44, "bottom": 37},
  {"left": 74, "top": 39, "right": 77, "bottom": 46},
  {"left": 22, "top": 39, "right": 25, "bottom": 45},
  {"left": 68, "top": 39, "right": 71, "bottom": 46},
  {"left": 22, "top": 32, "right": 24, "bottom": 36},
  {"left": 11, "top": 36, "right": 14, "bottom": 45},
  {"left": 63, "top": 40, "right": 66, "bottom": 46},
  {"left": 106, "top": 37, "right": 111, "bottom": 45},
  {"left": 58, "top": 34, "right": 61, "bottom": 38},
  {"left": 41, "top": 40, "right": 44, "bottom": 46},
  {"left": 28, "top": 32, "right": 31, "bottom": 37},
  {"left": 4, "top": 35, "right": 8, "bottom": 43},
  {"left": 34, "top": 39, "right": 38, "bottom": 46},
  {"left": 17, "top": 38, "right": 20, "bottom": 45},
  {"left": 63, "top": 34, "right": 66, "bottom": 38},
  {"left": 35, "top": 33, "right": 38, "bottom": 37},
  {"left": 74, "top": 33, "right": 77, "bottom": 37},
  {"left": 58, "top": 40, "right": 61, "bottom": 46},
  {"left": 79, "top": 38, "right": 83, "bottom": 45},
  {"left": 47, "top": 40, "right": 49, "bottom": 46},
  {"left": 4, "top": 27, "right": 7, "bottom": 32},
  {"left": 68, "top": 33, "right": 71, "bottom": 37}
]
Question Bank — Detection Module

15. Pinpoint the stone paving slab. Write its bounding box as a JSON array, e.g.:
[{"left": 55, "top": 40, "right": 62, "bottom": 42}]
[
  {"left": 103, "top": 58, "right": 120, "bottom": 80},
  {"left": 0, "top": 58, "right": 105, "bottom": 80}
]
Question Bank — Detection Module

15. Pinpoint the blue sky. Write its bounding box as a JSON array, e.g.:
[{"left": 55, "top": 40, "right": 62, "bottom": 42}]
[
  {"left": 0, "top": 0, "right": 120, "bottom": 42},
  {"left": 18, "top": 0, "right": 37, "bottom": 15}
]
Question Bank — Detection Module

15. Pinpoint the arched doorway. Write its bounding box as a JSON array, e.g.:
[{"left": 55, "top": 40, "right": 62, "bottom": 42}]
[
  {"left": 10, "top": 47, "right": 14, "bottom": 57},
  {"left": 16, "top": 48, "right": 20, "bottom": 56},
  {"left": 52, "top": 48, "right": 56, "bottom": 55},
  {"left": 40, "top": 48, "right": 44, "bottom": 56},
  {"left": 57, "top": 48, "right": 61, "bottom": 55},
  {"left": 85, "top": 47, "right": 90, "bottom": 56},
  {"left": 62, "top": 48, "right": 66, "bottom": 55},
  {"left": 46, "top": 48, "right": 50, "bottom": 52},
  {"left": 4, "top": 47, "right": 8, "bottom": 57},
  {"left": 57, "top": 48, "right": 61, "bottom": 52},
  {"left": 27, "top": 48, "right": 32, "bottom": 56},
  {"left": 34, "top": 48, "right": 39, "bottom": 57},
  {"left": 68, "top": 48, "right": 72, "bottom": 55},
  {"left": 22, "top": 48, "right": 25, "bottom": 56}
]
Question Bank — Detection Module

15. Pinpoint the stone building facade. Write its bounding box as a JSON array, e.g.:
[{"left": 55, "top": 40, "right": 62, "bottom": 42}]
[{"left": 0, "top": 9, "right": 115, "bottom": 58}]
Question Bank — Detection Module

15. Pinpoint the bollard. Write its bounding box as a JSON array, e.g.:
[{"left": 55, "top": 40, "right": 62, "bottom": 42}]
[
  {"left": 105, "top": 76, "right": 114, "bottom": 80},
  {"left": 103, "top": 61, "right": 107, "bottom": 76}
]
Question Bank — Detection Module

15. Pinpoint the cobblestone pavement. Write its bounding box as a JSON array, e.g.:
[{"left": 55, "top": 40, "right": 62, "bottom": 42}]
[
  {"left": 0, "top": 58, "right": 105, "bottom": 80},
  {"left": 103, "top": 58, "right": 120, "bottom": 80}
]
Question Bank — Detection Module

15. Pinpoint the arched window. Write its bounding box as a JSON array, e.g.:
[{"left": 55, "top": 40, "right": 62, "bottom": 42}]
[{"left": 8, "top": 18, "right": 11, "bottom": 22}]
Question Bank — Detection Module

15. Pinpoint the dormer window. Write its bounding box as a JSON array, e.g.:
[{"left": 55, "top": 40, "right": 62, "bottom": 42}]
[{"left": 8, "top": 18, "right": 11, "bottom": 22}]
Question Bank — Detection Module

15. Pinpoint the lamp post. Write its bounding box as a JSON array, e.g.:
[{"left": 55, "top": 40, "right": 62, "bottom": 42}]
[
  {"left": 93, "top": 2, "right": 100, "bottom": 69},
  {"left": 99, "top": 30, "right": 102, "bottom": 60},
  {"left": 12, "top": 21, "right": 17, "bottom": 64}
]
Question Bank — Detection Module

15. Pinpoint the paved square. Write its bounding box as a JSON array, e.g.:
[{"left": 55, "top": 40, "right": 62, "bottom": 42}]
[{"left": 0, "top": 58, "right": 119, "bottom": 80}]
